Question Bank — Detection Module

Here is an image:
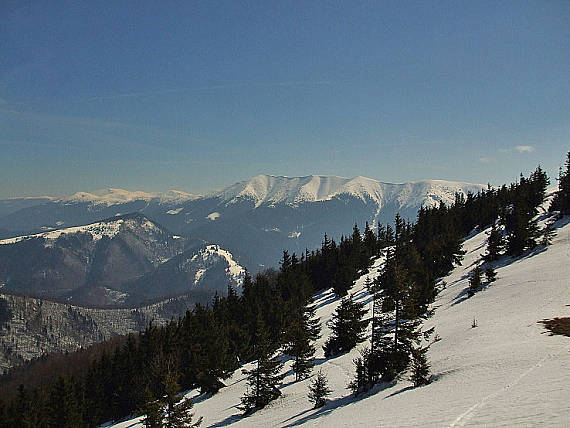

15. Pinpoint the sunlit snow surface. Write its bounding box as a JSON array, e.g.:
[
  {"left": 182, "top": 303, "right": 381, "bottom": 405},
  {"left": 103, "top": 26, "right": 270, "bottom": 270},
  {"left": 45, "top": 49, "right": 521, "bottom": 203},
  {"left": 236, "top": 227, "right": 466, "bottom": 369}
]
[{"left": 111, "top": 217, "right": 569, "bottom": 428}]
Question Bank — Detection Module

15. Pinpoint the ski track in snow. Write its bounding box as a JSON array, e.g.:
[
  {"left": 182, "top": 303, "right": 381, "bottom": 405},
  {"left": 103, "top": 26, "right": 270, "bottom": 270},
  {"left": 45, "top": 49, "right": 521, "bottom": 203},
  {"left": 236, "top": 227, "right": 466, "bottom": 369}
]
[{"left": 449, "top": 355, "right": 550, "bottom": 427}]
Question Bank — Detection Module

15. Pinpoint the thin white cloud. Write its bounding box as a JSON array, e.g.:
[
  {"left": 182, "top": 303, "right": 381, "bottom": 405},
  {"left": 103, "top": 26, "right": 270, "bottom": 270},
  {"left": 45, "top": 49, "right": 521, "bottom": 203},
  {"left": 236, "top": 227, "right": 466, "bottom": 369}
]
[
  {"left": 479, "top": 157, "right": 492, "bottom": 164},
  {"left": 515, "top": 145, "right": 535, "bottom": 153}
]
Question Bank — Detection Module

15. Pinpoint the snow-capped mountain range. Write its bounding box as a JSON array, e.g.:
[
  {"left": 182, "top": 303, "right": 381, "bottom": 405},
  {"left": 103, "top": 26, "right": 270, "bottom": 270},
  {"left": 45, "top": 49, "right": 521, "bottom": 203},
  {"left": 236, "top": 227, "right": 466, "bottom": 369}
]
[
  {"left": 0, "top": 174, "right": 485, "bottom": 274},
  {"left": 214, "top": 174, "right": 483, "bottom": 208}
]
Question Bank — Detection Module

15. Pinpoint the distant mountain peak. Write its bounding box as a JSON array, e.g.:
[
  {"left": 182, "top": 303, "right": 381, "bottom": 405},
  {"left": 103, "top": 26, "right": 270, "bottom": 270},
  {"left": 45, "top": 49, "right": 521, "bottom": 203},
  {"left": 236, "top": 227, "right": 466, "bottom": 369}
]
[{"left": 59, "top": 188, "right": 201, "bottom": 206}]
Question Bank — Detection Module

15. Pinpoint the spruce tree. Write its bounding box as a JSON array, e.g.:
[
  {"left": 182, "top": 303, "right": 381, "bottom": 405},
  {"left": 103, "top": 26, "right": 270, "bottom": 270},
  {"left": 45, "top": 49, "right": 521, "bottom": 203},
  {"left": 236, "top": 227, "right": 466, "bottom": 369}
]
[
  {"left": 241, "top": 315, "right": 285, "bottom": 414},
  {"left": 139, "top": 386, "right": 164, "bottom": 428},
  {"left": 409, "top": 345, "right": 431, "bottom": 387},
  {"left": 323, "top": 294, "right": 368, "bottom": 357},
  {"left": 550, "top": 151, "right": 570, "bottom": 214},
  {"left": 484, "top": 266, "right": 497, "bottom": 284},
  {"left": 0, "top": 399, "right": 6, "bottom": 428},
  {"left": 377, "top": 222, "right": 387, "bottom": 252},
  {"left": 468, "top": 265, "right": 482, "bottom": 297},
  {"left": 163, "top": 369, "right": 202, "bottom": 428},
  {"left": 284, "top": 302, "right": 320, "bottom": 382},
  {"left": 307, "top": 370, "right": 332, "bottom": 408},
  {"left": 483, "top": 223, "right": 503, "bottom": 262},
  {"left": 368, "top": 286, "right": 395, "bottom": 383},
  {"left": 541, "top": 221, "right": 556, "bottom": 246},
  {"left": 385, "top": 224, "right": 395, "bottom": 246},
  {"left": 375, "top": 244, "right": 429, "bottom": 379},
  {"left": 49, "top": 376, "right": 83, "bottom": 428},
  {"left": 348, "top": 347, "right": 375, "bottom": 395}
]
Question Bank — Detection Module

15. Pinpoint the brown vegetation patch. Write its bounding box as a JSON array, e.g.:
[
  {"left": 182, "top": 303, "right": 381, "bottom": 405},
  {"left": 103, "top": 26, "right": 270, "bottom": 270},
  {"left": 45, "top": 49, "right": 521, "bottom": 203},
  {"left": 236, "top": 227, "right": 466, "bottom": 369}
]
[{"left": 539, "top": 317, "right": 570, "bottom": 337}]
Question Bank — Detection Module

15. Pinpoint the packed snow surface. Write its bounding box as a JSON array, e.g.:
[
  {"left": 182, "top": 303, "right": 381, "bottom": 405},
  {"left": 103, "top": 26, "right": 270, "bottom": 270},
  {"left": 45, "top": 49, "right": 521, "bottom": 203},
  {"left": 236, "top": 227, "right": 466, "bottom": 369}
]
[
  {"left": 112, "top": 216, "right": 569, "bottom": 428},
  {"left": 214, "top": 174, "right": 484, "bottom": 208}
]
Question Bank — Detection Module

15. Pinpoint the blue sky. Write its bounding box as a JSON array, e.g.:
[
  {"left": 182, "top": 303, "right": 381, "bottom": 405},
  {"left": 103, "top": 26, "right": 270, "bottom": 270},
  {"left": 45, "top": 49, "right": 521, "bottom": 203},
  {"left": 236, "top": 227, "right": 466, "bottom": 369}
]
[{"left": 1, "top": 0, "right": 568, "bottom": 198}]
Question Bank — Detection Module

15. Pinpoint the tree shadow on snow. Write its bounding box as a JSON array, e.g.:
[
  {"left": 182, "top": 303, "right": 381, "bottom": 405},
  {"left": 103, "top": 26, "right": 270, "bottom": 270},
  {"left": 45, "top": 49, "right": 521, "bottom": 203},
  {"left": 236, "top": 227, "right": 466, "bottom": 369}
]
[
  {"left": 280, "top": 380, "right": 396, "bottom": 427},
  {"left": 208, "top": 413, "right": 242, "bottom": 428},
  {"left": 313, "top": 293, "right": 338, "bottom": 310}
]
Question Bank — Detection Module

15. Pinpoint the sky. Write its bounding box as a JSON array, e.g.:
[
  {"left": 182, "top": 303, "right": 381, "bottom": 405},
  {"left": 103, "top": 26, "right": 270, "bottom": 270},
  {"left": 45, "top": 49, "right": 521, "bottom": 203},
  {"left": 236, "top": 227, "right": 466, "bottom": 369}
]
[{"left": 1, "top": 0, "right": 568, "bottom": 198}]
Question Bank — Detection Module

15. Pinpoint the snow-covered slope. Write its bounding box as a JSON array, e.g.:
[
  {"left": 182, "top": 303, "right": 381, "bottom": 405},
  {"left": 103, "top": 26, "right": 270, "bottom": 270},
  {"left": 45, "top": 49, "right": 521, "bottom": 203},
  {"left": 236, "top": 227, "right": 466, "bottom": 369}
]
[
  {"left": 214, "top": 174, "right": 484, "bottom": 208},
  {"left": 113, "top": 216, "right": 569, "bottom": 427}
]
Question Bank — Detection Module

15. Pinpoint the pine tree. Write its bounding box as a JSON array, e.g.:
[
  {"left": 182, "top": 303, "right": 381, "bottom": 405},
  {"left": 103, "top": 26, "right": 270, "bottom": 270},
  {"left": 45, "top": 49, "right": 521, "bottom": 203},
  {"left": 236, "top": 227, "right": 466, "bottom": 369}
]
[
  {"left": 377, "top": 222, "right": 387, "bottom": 252},
  {"left": 483, "top": 223, "right": 504, "bottom": 262},
  {"left": 307, "top": 370, "right": 332, "bottom": 408},
  {"left": 49, "top": 376, "right": 83, "bottom": 428},
  {"left": 502, "top": 167, "right": 548, "bottom": 256},
  {"left": 323, "top": 294, "right": 368, "bottom": 357},
  {"left": 363, "top": 221, "right": 377, "bottom": 262},
  {"left": 284, "top": 301, "right": 320, "bottom": 382},
  {"left": 0, "top": 399, "right": 7, "bottom": 428},
  {"left": 468, "top": 265, "right": 482, "bottom": 297},
  {"left": 241, "top": 315, "right": 285, "bottom": 414},
  {"left": 348, "top": 347, "right": 375, "bottom": 395},
  {"left": 139, "top": 386, "right": 164, "bottom": 428},
  {"left": 550, "top": 151, "right": 570, "bottom": 214},
  {"left": 375, "top": 244, "right": 430, "bottom": 379},
  {"left": 541, "top": 221, "right": 556, "bottom": 246},
  {"left": 484, "top": 266, "right": 497, "bottom": 284},
  {"left": 385, "top": 224, "right": 395, "bottom": 246},
  {"left": 409, "top": 345, "right": 431, "bottom": 387},
  {"left": 163, "top": 369, "right": 202, "bottom": 428},
  {"left": 368, "top": 287, "right": 395, "bottom": 383}
]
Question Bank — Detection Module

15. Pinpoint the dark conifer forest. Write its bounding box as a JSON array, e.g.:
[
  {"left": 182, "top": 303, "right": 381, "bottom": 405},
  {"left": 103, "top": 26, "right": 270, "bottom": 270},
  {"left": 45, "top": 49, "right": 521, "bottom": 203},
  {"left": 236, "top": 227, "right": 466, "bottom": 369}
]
[{"left": 0, "top": 152, "right": 567, "bottom": 427}]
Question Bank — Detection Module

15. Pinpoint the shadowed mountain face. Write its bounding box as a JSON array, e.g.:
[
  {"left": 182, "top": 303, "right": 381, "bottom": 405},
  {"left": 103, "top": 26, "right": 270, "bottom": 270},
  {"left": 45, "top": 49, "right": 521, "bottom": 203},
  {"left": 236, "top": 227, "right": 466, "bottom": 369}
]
[
  {"left": 0, "top": 176, "right": 485, "bottom": 273},
  {"left": 0, "top": 214, "right": 245, "bottom": 307},
  {"left": 0, "top": 213, "right": 187, "bottom": 306}
]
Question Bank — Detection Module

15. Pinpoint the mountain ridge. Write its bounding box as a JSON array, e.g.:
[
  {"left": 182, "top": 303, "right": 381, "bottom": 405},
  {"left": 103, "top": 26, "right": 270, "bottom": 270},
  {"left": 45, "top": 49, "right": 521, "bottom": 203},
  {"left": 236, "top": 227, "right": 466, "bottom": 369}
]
[{"left": 3, "top": 174, "right": 485, "bottom": 208}]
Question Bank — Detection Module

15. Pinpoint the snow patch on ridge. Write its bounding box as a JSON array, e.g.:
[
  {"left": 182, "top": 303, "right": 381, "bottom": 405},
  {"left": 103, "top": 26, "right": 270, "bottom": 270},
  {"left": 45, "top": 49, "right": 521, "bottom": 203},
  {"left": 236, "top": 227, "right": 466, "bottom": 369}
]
[
  {"left": 0, "top": 220, "right": 126, "bottom": 246},
  {"left": 206, "top": 212, "right": 220, "bottom": 221},
  {"left": 166, "top": 207, "right": 184, "bottom": 215},
  {"left": 0, "top": 217, "right": 165, "bottom": 247}
]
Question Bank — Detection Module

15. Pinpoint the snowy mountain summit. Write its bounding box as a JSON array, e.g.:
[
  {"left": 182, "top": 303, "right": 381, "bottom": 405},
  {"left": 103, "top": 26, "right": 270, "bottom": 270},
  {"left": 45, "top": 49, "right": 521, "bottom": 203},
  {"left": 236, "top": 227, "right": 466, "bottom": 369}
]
[
  {"left": 214, "top": 174, "right": 484, "bottom": 208},
  {"left": 61, "top": 188, "right": 200, "bottom": 206}
]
